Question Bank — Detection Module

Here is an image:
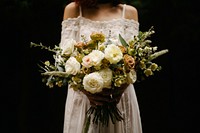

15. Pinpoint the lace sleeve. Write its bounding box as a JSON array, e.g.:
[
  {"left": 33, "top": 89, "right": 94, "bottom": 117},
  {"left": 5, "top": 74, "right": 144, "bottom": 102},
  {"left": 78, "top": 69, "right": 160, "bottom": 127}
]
[
  {"left": 60, "top": 18, "right": 80, "bottom": 48},
  {"left": 124, "top": 19, "right": 139, "bottom": 42}
]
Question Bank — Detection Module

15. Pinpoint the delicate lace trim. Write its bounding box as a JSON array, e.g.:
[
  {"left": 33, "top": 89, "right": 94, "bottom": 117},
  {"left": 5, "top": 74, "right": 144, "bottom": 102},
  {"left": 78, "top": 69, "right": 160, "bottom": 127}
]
[
  {"left": 61, "top": 16, "right": 139, "bottom": 43},
  {"left": 62, "top": 16, "right": 139, "bottom": 26}
]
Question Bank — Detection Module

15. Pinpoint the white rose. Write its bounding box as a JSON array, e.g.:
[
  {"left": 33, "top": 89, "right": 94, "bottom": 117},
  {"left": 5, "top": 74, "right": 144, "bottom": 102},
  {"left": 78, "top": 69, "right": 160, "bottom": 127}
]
[
  {"left": 82, "top": 55, "right": 93, "bottom": 68},
  {"left": 65, "top": 57, "right": 81, "bottom": 75},
  {"left": 99, "top": 68, "right": 113, "bottom": 88},
  {"left": 127, "top": 69, "right": 137, "bottom": 84},
  {"left": 61, "top": 39, "right": 76, "bottom": 56},
  {"left": 89, "top": 50, "right": 104, "bottom": 66},
  {"left": 104, "top": 44, "right": 123, "bottom": 64},
  {"left": 83, "top": 72, "right": 104, "bottom": 94},
  {"left": 82, "top": 50, "right": 104, "bottom": 68}
]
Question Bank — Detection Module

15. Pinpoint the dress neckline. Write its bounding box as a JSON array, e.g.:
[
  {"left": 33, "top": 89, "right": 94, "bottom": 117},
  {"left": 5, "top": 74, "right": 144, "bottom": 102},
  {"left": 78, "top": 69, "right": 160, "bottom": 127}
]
[{"left": 62, "top": 16, "right": 139, "bottom": 25}]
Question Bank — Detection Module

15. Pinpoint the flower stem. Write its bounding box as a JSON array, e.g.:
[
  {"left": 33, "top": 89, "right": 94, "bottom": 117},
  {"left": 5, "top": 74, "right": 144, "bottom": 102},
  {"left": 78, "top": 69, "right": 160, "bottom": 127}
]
[{"left": 83, "top": 115, "right": 91, "bottom": 133}]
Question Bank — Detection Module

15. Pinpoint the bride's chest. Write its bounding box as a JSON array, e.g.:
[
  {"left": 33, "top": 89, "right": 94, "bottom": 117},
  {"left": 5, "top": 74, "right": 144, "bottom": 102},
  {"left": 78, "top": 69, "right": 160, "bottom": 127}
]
[{"left": 79, "top": 18, "right": 125, "bottom": 40}]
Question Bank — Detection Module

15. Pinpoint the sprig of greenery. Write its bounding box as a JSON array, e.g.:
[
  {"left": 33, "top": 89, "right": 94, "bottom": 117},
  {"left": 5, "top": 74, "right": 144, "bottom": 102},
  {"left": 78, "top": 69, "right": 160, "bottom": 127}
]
[{"left": 30, "top": 42, "right": 60, "bottom": 53}]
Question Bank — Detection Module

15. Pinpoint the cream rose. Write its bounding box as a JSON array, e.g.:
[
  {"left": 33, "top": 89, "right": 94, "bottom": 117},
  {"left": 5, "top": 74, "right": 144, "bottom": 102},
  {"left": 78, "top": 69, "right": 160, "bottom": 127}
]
[
  {"left": 127, "top": 69, "right": 137, "bottom": 84},
  {"left": 104, "top": 44, "right": 123, "bottom": 64},
  {"left": 65, "top": 57, "right": 81, "bottom": 75},
  {"left": 83, "top": 72, "right": 104, "bottom": 94},
  {"left": 99, "top": 68, "right": 113, "bottom": 89},
  {"left": 82, "top": 55, "right": 93, "bottom": 68},
  {"left": 61, "top": 39, "right": 76, "bottom": 56},
  {"left": 82, "top": 50, "right": 104, "bottom": 68},
  {"left": 89, "top": 50, "right": 104, "bottom": 66}
]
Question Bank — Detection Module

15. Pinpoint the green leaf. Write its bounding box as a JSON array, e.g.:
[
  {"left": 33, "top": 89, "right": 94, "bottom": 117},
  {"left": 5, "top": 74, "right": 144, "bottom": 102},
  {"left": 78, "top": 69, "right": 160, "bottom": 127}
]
[{"left": 119, "top": 34, "right": 129, "bottom": 47}]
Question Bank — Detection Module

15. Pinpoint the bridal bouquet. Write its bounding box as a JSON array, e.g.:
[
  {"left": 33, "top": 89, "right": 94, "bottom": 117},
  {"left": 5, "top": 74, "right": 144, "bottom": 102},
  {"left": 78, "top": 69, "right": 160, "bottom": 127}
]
[{"left": 30, "top": 27, "right": 168, "bottom": 132}]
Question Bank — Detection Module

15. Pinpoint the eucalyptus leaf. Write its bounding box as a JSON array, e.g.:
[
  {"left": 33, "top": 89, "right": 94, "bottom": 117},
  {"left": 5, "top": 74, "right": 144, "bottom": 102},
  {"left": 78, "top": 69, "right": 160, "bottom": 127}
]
[{"left": 119, "top": 34, "right": 129, "bottom": 47}]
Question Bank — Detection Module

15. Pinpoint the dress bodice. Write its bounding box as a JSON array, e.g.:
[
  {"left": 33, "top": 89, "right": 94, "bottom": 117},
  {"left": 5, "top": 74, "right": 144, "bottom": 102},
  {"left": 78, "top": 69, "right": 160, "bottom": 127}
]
[{"left": 60, "top": 16, "right": 139, "bottom": 47}]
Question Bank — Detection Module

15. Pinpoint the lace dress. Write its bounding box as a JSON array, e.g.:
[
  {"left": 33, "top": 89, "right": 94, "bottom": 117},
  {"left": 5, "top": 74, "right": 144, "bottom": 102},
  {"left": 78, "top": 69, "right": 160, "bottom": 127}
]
[{"left": 61, "top": 4, "right": 143, "bottom": 133}]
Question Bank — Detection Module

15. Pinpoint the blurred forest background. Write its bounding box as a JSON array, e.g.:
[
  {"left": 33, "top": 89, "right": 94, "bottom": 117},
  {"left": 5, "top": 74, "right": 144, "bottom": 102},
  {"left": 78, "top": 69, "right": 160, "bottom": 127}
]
[{"left": 1, "top": 0, "right": 199, "bottom": 133}]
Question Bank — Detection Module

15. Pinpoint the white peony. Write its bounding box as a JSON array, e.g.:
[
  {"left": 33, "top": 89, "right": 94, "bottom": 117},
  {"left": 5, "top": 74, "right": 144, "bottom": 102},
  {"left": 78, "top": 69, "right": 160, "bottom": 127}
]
[
  {"left": 127, "top": 69, "right": 137, "bottom": 84},
  {"left": 65, "top": 57, "right": 81, "bottom": 75},
  {"left": 61, "top": 39, "right": 76, "bottom": 56},
  {"left": 99, "top": 68, "right": 113, "bottom": 89},
  {"left": 104, "top": 44, "right": 123, "bottom": 64},
  {"left": 83, "top": 72, "right": 104, "bottom": 94}
]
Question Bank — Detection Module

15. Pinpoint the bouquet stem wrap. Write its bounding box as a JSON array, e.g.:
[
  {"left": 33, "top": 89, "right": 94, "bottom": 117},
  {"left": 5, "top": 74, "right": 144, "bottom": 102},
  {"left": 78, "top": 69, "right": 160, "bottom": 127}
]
[{"left": 81, "top": 83, "right": 129, "bottom": 132}]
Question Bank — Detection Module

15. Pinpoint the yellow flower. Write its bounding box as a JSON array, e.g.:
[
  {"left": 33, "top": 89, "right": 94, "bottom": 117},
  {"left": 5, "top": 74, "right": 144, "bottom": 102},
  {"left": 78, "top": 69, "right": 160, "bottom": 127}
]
[
  {"left": 56, "top": 80, "right": 63, "bottom": 87},
  {"left": 150, "top": 63, "right": 158, "bottom": 71},
  {"left": 127, "top": 47, "right": 135, "bottom": 56},
  {"left": 114, "top": 76, "right": 126, "bottom": 87},
  {"left": 144, "top": 68, "right": 153, "bottom": 77},
  {"left": 44, "top": 61, "right": 50, "bottom": 66},
  {"left": 90, "top": 32, "right": 105, "bottom": 43},
  {"left": 70, "top": 83, "right": 81, "bottom": 91},
  {"left": 87, "top": 40, "right": 97, "bottom": 48},
  {"left": 139, "top": 60, "right": 146, "bottom": 70},
  {"left": 98, "top": 44, "right": 106, "bottom": 51},
  {"left": 47, "top": 82, "right": 54, "bottom": 88},
  {"left": 81, "top": 67, "right": 91, "bottom": 74}
]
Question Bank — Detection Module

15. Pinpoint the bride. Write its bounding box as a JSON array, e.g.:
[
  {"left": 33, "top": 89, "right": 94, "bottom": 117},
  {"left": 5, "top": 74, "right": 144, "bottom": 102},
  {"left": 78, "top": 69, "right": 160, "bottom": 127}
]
[{"left": 60, "top": 0, "right": 143, "bottom": 132}]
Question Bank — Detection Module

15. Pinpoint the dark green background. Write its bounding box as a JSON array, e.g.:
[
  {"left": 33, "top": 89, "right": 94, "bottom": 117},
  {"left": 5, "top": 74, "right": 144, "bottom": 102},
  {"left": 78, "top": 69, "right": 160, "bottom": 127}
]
[{"left": 1, "top": 0, "right": 199, "bottom": 133}]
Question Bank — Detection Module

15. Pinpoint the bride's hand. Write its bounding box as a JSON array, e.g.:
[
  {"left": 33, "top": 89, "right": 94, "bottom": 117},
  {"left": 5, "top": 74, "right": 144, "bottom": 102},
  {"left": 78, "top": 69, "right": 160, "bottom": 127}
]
[{"left": 81, "top": 84, "right": 129, "bottom": 106}]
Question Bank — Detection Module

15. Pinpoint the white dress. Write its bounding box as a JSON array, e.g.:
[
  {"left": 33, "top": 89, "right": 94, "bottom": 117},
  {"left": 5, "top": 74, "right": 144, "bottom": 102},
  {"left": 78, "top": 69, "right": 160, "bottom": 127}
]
[{"left": 61, "top": 4, "right": 143, "bottom": 133}]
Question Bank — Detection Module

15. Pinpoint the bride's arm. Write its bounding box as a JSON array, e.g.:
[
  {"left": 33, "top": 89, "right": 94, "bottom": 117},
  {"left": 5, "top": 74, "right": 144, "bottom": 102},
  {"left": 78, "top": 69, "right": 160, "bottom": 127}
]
[
  {"left": 124, "top": 4, "right": 138, "bottom": 22},
  {"left": 59, "top": 2, "right": 81, "bottom": 48},
  {"left": 63, "top": 2, "right": 80, "bottom": 20}
]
